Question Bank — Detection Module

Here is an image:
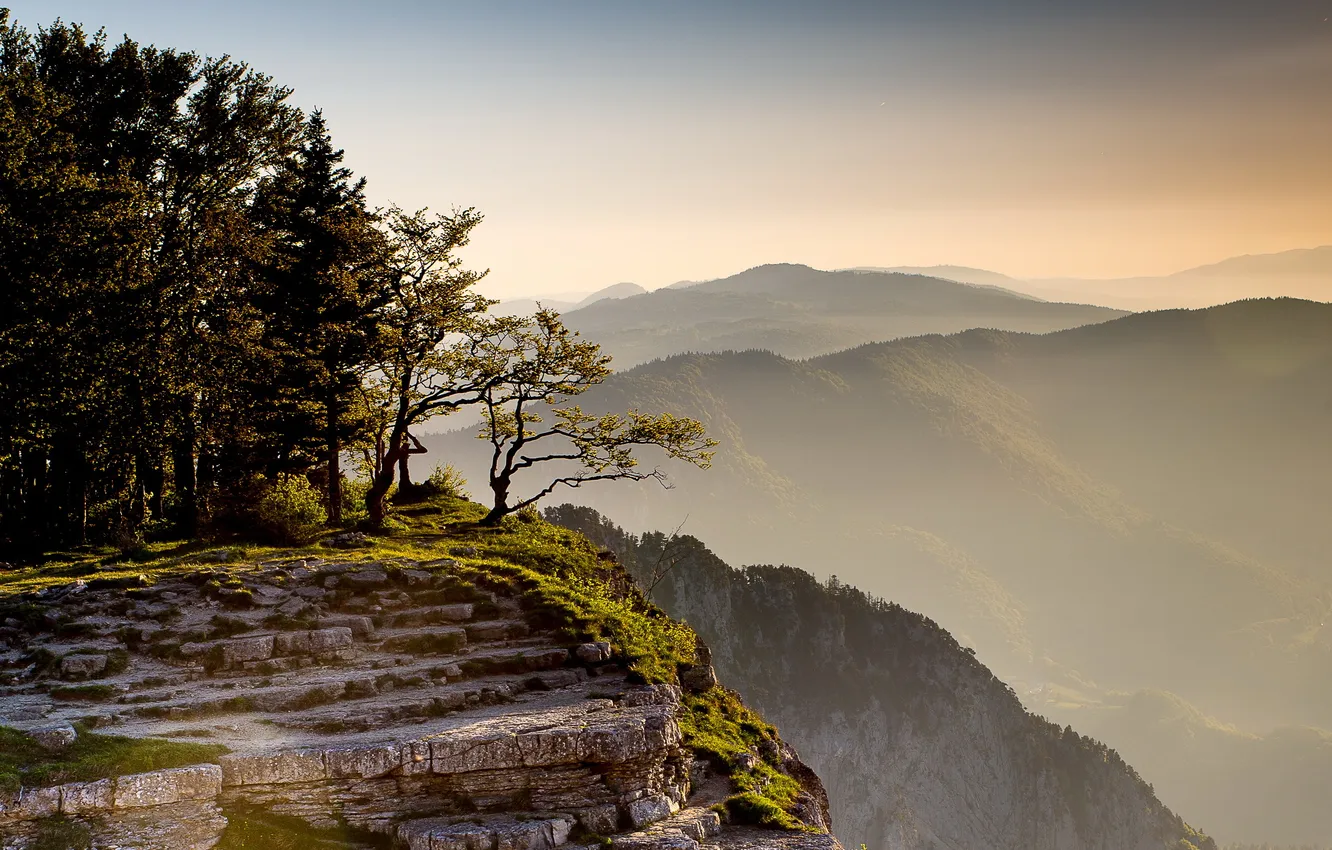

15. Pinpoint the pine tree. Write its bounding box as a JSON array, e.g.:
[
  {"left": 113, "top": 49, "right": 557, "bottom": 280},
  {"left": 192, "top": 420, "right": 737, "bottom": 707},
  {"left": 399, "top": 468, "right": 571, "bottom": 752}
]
[{"left": 251, "top": 111, "right": 388, "bottom": 524}]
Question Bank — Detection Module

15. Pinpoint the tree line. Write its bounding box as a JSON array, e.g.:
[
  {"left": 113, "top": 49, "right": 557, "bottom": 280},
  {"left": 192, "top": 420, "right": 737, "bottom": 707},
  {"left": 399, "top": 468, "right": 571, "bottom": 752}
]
[{"left": 0, "top": 11, "right": 714, "bottom": 554}]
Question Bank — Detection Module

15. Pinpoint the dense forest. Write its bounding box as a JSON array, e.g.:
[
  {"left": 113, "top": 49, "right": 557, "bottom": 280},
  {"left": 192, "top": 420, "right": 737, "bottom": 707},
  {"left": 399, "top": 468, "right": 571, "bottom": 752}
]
[{"left": 0, "top": 11, "right": 710, "bottom": 553}]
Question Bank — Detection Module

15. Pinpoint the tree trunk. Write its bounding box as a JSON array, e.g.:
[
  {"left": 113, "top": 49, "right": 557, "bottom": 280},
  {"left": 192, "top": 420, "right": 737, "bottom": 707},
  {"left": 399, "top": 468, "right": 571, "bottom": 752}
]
[
  {"left": 173, "top": 439, "right": 195, "bottom": 538},
  {"left": 326, "top": 395, "right": 342, "bottom": 526},
  {"left": 21, "top": 447, "right": 48, "bottom": 546},
  {"left": 147, "top": 456, "right": 165, "bottom": 521},
  {"left": 482, "top": 475, "right": 510, "bottom": 526},
  {"left": 365, "top": 423, "right": 407, "bottom": 524},
  {"left": 398, "top": 451, "right": 412, "bottom": 489},
  {"left": 365, "top": 464, "right": 395, "bottom": 524}
]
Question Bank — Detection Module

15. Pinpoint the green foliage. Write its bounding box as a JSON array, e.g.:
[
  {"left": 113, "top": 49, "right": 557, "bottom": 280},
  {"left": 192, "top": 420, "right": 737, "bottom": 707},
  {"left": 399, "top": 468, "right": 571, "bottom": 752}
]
[
  {"left": 424, "top": 464, "right": 469, "bottom": 499},
  {"left": 256, "top": 475, "right": 328, "bottom": 543},
  {"left": 0, "top": 725, "right": 228, "bottom": 793},
  {"left": 471, "top": 310, "right": 716, "bottom": 524},
  {"left": 679, "top": 689, "right": 808, "bottom": 831}
]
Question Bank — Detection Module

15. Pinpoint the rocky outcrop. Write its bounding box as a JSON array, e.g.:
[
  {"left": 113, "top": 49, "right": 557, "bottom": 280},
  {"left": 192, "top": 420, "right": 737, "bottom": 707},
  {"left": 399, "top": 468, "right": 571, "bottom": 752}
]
[
  {"left": 0, "top": 551, "right": 838, "bottom": 850},
  {"left": 550, "top": 505, "right": 1216, "bottom": 850}
]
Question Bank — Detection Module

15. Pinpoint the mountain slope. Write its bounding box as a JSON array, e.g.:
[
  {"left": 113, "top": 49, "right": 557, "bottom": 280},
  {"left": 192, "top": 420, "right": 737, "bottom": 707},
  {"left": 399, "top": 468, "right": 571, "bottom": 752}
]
[
  {"left": 424, "top": 299, "right": 1332, "bottom": 844},
  {"left": 548, "top": 505, "right": 1216, "bottom": 850},
  {"left": 560, "top": 264, "right": 1123, "bottom": 365},
  {"left": 1074, "top": 690, "right": 1332, "bottom": 846}
]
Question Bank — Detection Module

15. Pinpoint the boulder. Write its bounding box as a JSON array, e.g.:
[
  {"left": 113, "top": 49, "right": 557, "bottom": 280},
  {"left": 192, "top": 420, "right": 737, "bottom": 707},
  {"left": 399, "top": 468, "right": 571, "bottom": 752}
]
[
  {"left": 679, "top": 665, "right": 718, "bottom": 694},
  {"left": 59, "top": 777, "right": 114, "bottom": 815},
  {"left": 626, "top": 793, "right": 675, "bottom": 828},
  {"left": 342, "top": 569, "right": 389, "bottom": 590},
  {"left": 29, "top": 722, "right": 77, "bottom": 750},
  {"left": 220, "top": 750, "right": 328, "bottom": 786},
  {"left": 576, "top": 641, "right": 613, "bottom": 663},
  {"left": 113, "top": 764, "right": 223, "bottom": 809},
  {"left": 58, "top": 653, "right": 107, "bottom": 680},
  {"left": 322, "top": 531, "right": 371, "bottom": 549}
]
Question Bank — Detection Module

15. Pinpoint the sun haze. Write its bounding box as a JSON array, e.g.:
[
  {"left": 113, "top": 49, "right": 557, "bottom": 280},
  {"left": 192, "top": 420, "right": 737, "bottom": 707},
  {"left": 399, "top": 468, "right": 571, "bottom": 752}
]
[{"left": 12, "top": 0, "right": 1330, "bottom": 295}]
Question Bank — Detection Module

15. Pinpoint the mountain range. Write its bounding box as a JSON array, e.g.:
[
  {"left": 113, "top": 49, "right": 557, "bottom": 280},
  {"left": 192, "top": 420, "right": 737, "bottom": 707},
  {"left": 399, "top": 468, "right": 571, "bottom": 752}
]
[
  {"left": 874, "top": 247, "right": 1332, "bottom": 311},
  {"left": 554, "top": 264, "right": 1124, "bottom": 365},
  {"left": 424, "top": 296, "right": 1332, "bottom": 844}
]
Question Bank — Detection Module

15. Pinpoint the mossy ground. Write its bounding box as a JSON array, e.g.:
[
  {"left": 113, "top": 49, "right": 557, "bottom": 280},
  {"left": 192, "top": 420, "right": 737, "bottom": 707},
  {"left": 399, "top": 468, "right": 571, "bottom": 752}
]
[
  {"left": 679, "top": 688, "right": 809, "bottom": 831},
  {"left": 0, "top": 724, "right": 228, "bottom": 793},
  {"left": 0, "top": 495, "right": 813, "bottom": 830}
]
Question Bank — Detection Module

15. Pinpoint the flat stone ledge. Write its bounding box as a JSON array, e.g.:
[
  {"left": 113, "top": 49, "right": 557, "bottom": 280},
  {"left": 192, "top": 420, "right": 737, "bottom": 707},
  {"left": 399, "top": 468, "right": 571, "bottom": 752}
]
[{"left": 0, "top": 763, "right": 223, "bottom": 823}]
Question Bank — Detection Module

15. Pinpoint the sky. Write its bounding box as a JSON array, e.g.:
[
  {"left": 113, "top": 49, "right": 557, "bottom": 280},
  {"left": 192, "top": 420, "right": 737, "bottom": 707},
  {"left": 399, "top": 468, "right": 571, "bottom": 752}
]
[{"left": 10, "top": 0, "right": 1332, "bottom": 297}]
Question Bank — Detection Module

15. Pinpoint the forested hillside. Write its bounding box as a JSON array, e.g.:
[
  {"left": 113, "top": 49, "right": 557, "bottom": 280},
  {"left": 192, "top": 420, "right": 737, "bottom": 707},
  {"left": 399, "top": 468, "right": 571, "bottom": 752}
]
[{"left": 548, "top": 504, "right": 1215, "bottom": 850}]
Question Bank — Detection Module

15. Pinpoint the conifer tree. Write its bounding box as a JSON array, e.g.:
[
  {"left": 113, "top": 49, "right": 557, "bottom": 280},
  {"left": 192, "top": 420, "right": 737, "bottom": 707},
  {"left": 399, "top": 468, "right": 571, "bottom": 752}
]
[{"left": 251, "top": 111, "right": 388, "bottom": 524}]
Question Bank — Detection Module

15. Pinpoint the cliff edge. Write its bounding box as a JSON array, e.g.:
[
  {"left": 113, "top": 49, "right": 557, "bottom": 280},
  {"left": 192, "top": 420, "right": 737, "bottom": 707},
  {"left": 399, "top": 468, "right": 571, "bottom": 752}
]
[{"left": 0, "top": 499, "right": 838, "bottom": 850}]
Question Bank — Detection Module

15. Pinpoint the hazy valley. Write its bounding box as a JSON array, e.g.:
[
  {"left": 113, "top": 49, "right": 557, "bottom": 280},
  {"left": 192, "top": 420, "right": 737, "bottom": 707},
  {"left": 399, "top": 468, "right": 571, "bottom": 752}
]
[{"left": 430, "top": 294, "right": 1332, "bottom": 844}]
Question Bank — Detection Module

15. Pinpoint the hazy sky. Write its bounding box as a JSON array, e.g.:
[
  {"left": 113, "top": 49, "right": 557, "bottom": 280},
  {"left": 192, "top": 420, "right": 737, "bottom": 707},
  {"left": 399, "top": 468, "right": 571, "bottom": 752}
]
[{"left": 11, "top": 1, "right": 1332, "bottom": 296}]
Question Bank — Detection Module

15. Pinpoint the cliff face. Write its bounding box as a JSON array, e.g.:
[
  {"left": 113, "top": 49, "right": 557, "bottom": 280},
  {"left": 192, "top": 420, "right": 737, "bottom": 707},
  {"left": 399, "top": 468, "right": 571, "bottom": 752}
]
[
  {"left": 549, "top": 506, "right": 1215, "bottom": 850},
  {"left": 0, "top": 501, "right": 839, "bottom": 850}
]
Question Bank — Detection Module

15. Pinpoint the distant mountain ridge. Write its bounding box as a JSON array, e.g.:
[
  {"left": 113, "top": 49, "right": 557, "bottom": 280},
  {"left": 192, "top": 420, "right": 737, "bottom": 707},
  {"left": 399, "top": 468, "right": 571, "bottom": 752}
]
[
  {"left": 493, "top": 281, "right": 646, "bottom": 317},
  {"left": 558, "top": 263, "right": 1123, "bottom": 365},
  {"left": 1024, "top": 246, "right": 1332, "bottom": 308}
]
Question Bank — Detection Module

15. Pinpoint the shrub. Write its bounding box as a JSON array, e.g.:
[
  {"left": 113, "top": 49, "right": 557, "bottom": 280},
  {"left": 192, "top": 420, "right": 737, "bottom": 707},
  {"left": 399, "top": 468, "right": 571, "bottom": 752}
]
[
  {"left": 340, "top": 474, "right": 371, "bottom": 523},
  {"left": 255, "top": 475, "right": 327, "bottom": 544},
  {"left": 422, "top": 464, "right": 469, "bottom": 500}
]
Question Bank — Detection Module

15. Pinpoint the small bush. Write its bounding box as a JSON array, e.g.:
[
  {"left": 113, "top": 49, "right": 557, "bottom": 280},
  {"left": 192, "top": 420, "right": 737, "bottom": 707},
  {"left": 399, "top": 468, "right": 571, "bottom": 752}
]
[
  {"left": 256, "top": 475, "right": 327, "bottom": 544},
  {"left": 516, "top": 505, "right": 541, "bottom": 524},
  {"left": 422, "top": 464, "right": 469, "bottom": 500},
  {"left": 340, "top": 475, "right": 371, "bottom": 523}
]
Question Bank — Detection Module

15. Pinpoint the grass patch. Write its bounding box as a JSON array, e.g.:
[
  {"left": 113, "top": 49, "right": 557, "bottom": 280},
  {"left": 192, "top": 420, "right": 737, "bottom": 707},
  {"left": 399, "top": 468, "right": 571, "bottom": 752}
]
[
  {"left": 0, "top": 724, "right": 228, "bottom": 792},
  {"left": 680, "top": 689, "right": 809, "bottom": 831}
]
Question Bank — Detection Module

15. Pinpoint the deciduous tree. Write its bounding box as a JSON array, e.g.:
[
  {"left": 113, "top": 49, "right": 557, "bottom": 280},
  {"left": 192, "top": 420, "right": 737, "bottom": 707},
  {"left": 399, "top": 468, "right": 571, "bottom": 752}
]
[{"left": 471, "top": 311, "right": 716, "bottom": 525}]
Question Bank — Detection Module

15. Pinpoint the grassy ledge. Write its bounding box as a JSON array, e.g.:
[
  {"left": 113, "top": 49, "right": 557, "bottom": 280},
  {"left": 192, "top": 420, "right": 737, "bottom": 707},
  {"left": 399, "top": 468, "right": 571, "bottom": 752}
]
[
  {"left": 0, "top": 724, "right": 229, "bottom": 794},
  {"left": 0, "top": 495, "right": 818, "bottom": 831}
]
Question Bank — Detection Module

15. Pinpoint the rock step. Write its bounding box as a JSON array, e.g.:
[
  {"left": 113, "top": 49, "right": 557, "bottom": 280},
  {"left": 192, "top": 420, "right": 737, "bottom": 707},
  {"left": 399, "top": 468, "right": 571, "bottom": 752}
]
[
  {"left": 120, "top": 645, "right": 574, "bottom": 722},
  {"left": 370, "top": 619, "right": 534, "bottom": 655},
  {"left": 117, "top": 639, "right": 564, "bottom": 703},
  {"left": 272, "top": 668, "right": 592, "bottom": 734},
  {"left": 396, "top": 814, "right": 574, "bottom": 850},
  {"left": 386, "top": 603, "right": 476, "bottom": 628}
]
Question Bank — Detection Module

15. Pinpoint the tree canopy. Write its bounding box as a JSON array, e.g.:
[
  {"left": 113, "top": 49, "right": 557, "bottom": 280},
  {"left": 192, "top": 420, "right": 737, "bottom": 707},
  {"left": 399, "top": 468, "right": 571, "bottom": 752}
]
[{"left": 0, "top": 10, "right": 713, "bottom": 553}]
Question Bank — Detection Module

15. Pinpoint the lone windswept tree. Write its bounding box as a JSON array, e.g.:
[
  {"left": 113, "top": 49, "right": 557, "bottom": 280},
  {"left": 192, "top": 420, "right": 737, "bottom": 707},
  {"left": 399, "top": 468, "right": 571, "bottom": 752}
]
[
  {"left": 361, "top": 205, "right": 492, "bottom": 523},
  {"left": 472, "top": 311, "right": 717, "bottom": 525}
]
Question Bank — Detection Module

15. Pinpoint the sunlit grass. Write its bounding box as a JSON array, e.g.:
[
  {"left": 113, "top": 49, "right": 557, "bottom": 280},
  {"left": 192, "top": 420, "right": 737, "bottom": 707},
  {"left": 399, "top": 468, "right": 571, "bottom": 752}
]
[{"left": 0, "top": 724, "right": 228, "bottom": 793}]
